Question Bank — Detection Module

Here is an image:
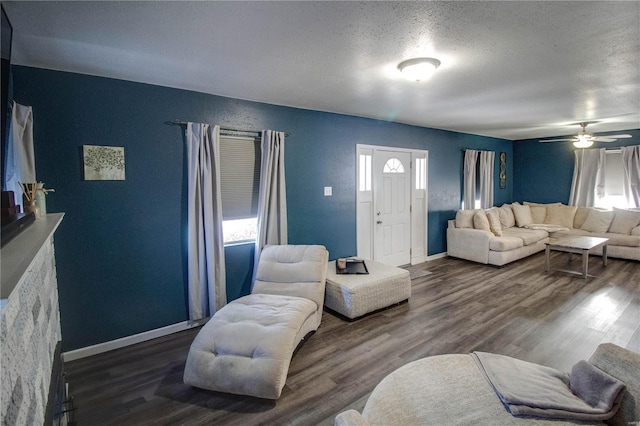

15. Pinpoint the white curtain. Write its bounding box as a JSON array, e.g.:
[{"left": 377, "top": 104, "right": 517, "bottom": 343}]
[
  {"left": 254, "top": 130, "right": 288, "bottom": 274},
  {"left": 621, "top": 145, "right": 640, "bottom": 208},
  {"left": 479, "top": 151, "right": 495, "bottom": 209},
  {"left": 186, "top": 122, "right": 226, "bottom": 320},
  {"left": 569, "top": 148, "right": 606, "bottom": 207},
  {"left": 463, "top": 149, "right": 478, "bottom": 209},
  {"left": 3, "top": 102, "right": 35, "bottom": 210}
]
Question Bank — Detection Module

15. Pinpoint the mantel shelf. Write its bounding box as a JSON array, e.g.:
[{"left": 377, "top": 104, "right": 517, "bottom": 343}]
[{"left": 1, "top": 212, "right": 64, "bottom": 303}]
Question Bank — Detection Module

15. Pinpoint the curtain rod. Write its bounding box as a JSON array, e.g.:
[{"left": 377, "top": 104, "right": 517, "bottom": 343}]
[
  {"left": 462, "top": 147, "right": 627, "bottom": 153},
  {"left": 166, "top": 120, "right": 291, "bottom": 137}
]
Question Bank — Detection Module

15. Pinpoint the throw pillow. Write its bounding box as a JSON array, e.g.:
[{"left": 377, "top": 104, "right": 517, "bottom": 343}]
[
  {"left": 512, "top": 203, "right": 533, "bottom": 227},
  {"left": 528, "top": 205, "right": 547, "bottom": 224},
  {"left": 573, "top": 207, "right": 592, "bottom": 229},
  {"left": 524, "top": 201, "right": 563, "bottom": 224},
  {"left": 544, "top": 204, "right": 577, "bottom": 229},
  {"left": 581, "top": 209, "right": 615, "bottom": 233},
  {"left": 524, "top": 201, "right": 562, "bottom": 207},
  {"left": 608, "top": 207, "right": 640, "bottom": 235},
  {"left": 473, "top": 210, "right": 491, "bottom": 232},
  {"left": 485, "top": 208, "right": 503, "bottom": 236},
  {"left": 498, "top": 204, "right": 516, "bottom": 228},
  {"left": 455, "top": 209, "right": 479, "bottom": 229}
]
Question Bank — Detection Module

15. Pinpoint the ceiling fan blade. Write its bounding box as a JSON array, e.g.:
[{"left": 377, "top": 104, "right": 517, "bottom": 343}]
[
  {"left": 594, "top": 138, "right": 616, "bottom": 142},
  {"left": 599, "top": 134, "right": 632, "bottom": 139},
  {"left": 539, "top": 138, "right": 574, "bottom": 143}
]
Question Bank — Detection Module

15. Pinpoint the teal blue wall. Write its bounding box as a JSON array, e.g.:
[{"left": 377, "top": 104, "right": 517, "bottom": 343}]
[
  {"left": 12, "top": 66, "right": 512, "bottom": 351},
  {"left": 513, "top": 130, "right": 640, "bottom": 204}
]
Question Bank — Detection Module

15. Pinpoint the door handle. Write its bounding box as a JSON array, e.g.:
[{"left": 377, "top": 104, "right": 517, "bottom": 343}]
[{"left": 377, "top": 220, "right": 383, "bottom": 224}]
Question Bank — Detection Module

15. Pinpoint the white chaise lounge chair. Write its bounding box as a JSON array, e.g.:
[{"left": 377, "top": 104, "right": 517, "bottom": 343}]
[{"left": 183, "top": 244, "right": 329, "bottom": 399}]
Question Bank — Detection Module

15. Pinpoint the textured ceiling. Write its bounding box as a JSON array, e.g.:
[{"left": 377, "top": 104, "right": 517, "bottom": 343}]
[{"left": 3, "top": 1, "right": 640, "bottom": 140}]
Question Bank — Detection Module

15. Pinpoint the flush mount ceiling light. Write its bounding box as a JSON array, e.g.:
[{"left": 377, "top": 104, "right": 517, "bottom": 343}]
[{"left": 398, "top": 57, "right": 441, "bottom": 81}]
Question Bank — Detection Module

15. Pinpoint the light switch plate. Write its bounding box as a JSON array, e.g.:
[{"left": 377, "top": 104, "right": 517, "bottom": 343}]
[{"left": 324, "top": 186, "right": 332, "bottom": 196}]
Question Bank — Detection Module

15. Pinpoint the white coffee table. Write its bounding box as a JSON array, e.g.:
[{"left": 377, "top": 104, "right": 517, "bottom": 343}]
[{"left": 545, "top": 236, "right": 608, "bottom": 279}]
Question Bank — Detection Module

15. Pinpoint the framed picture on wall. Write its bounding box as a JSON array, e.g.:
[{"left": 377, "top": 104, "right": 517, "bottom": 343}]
[
  {"left": 499, "top": 152, "right": 506, "bottom": 189},
  {"left": 83, "top": 145, "right": 126, "bottom": 180}
]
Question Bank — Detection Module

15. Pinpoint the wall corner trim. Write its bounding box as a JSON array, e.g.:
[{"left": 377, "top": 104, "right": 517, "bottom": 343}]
[{"left": 427, "top": 252, "right": 448, "bottom": 261}]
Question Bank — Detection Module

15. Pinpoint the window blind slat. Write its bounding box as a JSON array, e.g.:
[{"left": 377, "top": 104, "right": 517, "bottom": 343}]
[{"left": 219, "top": 136, "right": 260, "bottom": 220}]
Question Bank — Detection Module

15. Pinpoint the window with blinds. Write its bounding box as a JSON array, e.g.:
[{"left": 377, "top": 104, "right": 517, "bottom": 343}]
[{"left": 219, "top": 135, "right": 261, "bottom": 243}]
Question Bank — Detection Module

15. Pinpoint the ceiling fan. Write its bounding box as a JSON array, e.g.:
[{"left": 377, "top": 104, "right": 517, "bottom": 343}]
[{"left": 539, "top": 122, "right": 632, "bottom": 148}]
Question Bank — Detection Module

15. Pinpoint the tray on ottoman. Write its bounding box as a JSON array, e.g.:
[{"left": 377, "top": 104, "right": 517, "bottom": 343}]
[
  {"left": 336, "top": 258, "right": 369, "bottom": 274},
  {"left": 325, "top": 260, "right": 411, "bottom": 319}
]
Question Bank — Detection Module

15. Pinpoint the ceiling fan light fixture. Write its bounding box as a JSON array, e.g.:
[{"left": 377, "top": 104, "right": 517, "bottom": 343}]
[
  {"left": 573, "top": 139, "right": 594, "bottom": 148},
  {"left": 539, "top": 122, "right": 633, "bottom": 146},
  {"left": 398, "top": 57, "right": 441, "bottom": 81}
]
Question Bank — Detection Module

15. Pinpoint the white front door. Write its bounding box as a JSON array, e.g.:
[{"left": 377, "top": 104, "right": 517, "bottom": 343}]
[{"left": 373, "top": 151, "right": 411, "bottom": 266}]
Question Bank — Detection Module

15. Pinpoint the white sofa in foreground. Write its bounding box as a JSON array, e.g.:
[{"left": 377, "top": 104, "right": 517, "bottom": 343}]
[
  {"left": 447, "top": 203, "right": 640, "bottom": 266},
  {"left": 334, "top": 343, "right": 640, "bottom": 426}
]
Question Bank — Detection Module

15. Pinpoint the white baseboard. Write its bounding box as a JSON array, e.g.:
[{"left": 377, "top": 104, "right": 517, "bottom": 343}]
[
  {"left": 61, "top": 251, "right": 447, "bottom": 362},
  {"left": 427, "top": 252, "right": 448, "bottom": 261},
  {"left": 409, "top": 252, "right": 447, "bottom": 265},
  {"left": 62, "top": 319, "right": 207, "bottom": 362}
]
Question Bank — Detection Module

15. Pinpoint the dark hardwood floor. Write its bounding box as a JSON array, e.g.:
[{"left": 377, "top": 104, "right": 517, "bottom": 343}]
[{"left": 64, "top": 252, "right": 640, "bottom": 425}]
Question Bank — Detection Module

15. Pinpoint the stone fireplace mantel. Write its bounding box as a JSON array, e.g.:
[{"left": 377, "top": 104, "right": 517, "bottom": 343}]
[{"left": 1, "top": 213, "right": 65, "bottom": 425}]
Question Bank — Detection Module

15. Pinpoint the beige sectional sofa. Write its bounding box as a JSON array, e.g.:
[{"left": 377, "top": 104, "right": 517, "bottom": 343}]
[{"left": 447, "top": 202, "right": 640, "bottom": 266}]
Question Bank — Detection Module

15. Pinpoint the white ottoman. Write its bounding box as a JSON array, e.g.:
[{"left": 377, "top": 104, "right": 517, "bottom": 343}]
[{"left": 324, "top": 260, "right": 411, "bottom": 319}]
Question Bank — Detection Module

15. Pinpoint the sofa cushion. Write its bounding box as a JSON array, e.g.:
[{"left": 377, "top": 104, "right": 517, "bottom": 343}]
[
  {"left": 502, "top": 227, "right": 548, "bottom": 246},
  {"left": 608, "top": 208, "right": 640, "bottom": 235},
  {"left": 489, "top": 237, "right": 524, "bottom": 252},
  {"left": 512, "top": 203, "right": 533, "bottom": 227},
  {"left": 456, "top": 209, "right": 479, "bottom": 229},
  {"left": 581, "top": 209, "right": 615, "bottom": 233},
  {"left": 473, "top": 210, "right": 491, "bottom": 231},
  {"left": 359, "top": 353, "right": 598, "bottom": 426},
  {"left": 544, "top": 204, "right": 577, "bottom": 229},
  {"left": 633, "top": 226, "right": 640, "bottom": 237},
  {"left": 600, "top": 232, "right": 640, "bottom": 247},
  {"left": 361, "top": 355, "right": 516, "bottom": 425},
  {"left": 498, "top": 204, "right": 516, "bottom": 228},
  {"left": 485, "top": 208, "right": 503, "bottom": 237},
  {"left": 552, "top": 229, "right": 640, "bottom": 247}
]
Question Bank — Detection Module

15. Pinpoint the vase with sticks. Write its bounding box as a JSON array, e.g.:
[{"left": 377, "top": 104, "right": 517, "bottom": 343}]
[{"left": 19, "top": 182, "right": 55, "bottom": 220}]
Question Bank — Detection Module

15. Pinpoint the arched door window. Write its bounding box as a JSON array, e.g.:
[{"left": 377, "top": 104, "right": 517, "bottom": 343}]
[{"left": 383, "top": 157, "right": 405, "bottom": 173}]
